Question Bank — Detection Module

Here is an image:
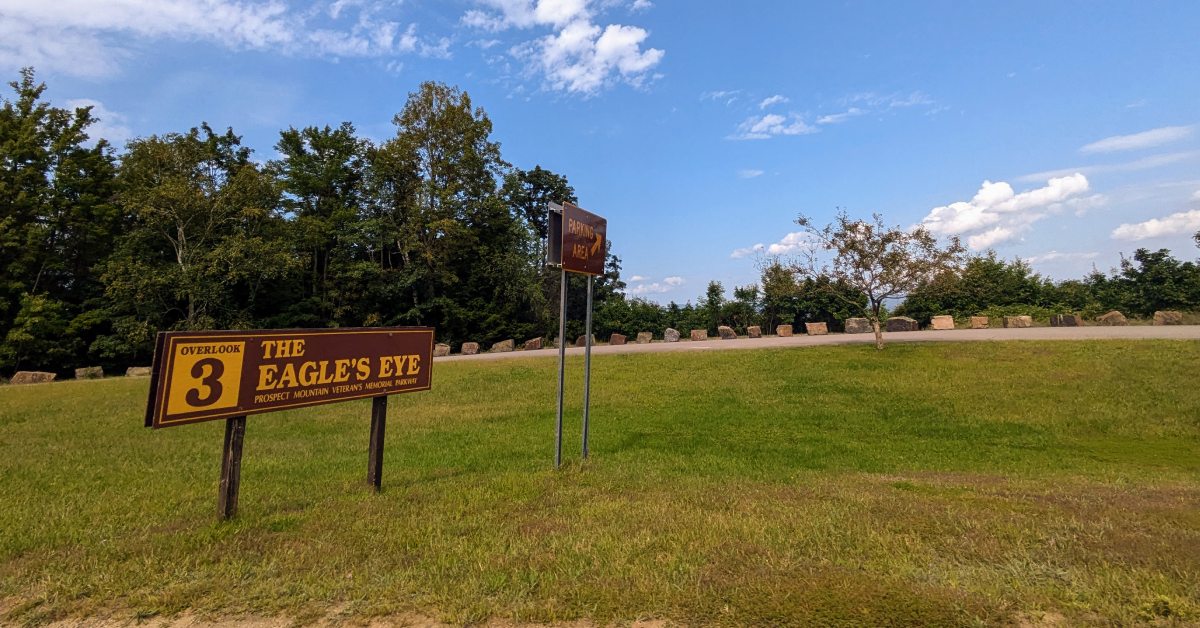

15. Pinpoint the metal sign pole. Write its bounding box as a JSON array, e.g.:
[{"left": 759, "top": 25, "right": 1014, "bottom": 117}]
[
  {"left": 555, "top": 267, "right": 567, "bottom": 469},
  {"left": 582, "top": 275, "right": 593, "bottom": 458}
]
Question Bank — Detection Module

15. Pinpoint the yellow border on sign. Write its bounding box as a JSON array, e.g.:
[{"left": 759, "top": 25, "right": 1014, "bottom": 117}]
[{"left": 154, "top": 329, "right": 435, "bottom": 427}]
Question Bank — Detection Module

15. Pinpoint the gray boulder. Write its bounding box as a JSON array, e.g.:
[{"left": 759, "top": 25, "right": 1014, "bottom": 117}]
[
  {"left": 747, "top": 325, "right": 762, "bottom": 338},
  {"left": 434, "top": 343, "right": 451, "bottom": 357},
  {"left": 844, "top": 318, "right": 872, "bottom": 334},
  {"left": 1154, "top": 311, "right": 1184, "bottom": 325},
  {"left": 717, "top": 326, "right": 737, "bottom": 340},
  {"left": 74, "top": 366, "right": 103, "bottom": 379},
  {"left": 664, "top": 328, "right": 680, "bottom": 342},
  {"left": 636, "top": 332, "right": 653, "bottom": 344},
  {"left": 490, "top": 339, "right": 515, "bottom": 353},
  {"left": 126, "top": 366, "right": 152, "bottom": 377},
  {"left": 775, "top": 324, "right": 793, "bottom": 337},
  {"left": 10, "top": 371, "right": 56, "bottom": 385},
  {"left": 523, "top": 338, "right": 544, "bottom": 350},
  {"left": 1003, "top": 315, "right": 1033, "bottom": 328},
  {"left": 609, "top": 333, "right": 627, "bottom": 346},
  {"left": 804, "top": 322, "right": 828, "bottom": 335},
  {"left": 461, "top": 342, "right": 480, "bottom": 355},
  {"left": 1097, "top": 311, "right": 1127, "bottom": 326},
  {"left": 689, "top": 329, "right": 708, "bottom": 341},
  {"left": 885, "top": 317, "right": 919, "bottom": 332},
  {"left": 929, "top": 315, "right": 955, "bottom": 330},
  {"left": 1049, "top": 314, "right": 1080, "bottom": 327}
]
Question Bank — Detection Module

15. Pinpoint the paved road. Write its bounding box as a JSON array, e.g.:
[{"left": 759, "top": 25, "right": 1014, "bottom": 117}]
[{"left": 436, "top": 325, "right": 1200, "bottom": 362}]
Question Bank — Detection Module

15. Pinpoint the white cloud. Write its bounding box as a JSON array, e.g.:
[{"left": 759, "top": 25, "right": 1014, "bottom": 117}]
[
  {"left": 700, "top": 89, "right": 739, "bottom": 105},
  {"left": 65, "top": 98, "right": 132, "bottom": 147},
  {"left": 922, "top": 174, "right": 1091, "bottom": 250},
  {"left": 730, "top": 231, "right": 813, "bottom": 259},
  {"left": 1023, "top": 250, "right": 1099, "bottom": 264},
  {"left": 1080, "top": 125, "right": 1194, "bottom": 154},
  {"left": 630, "top": 0, "right": 653, "bottom": 11},
  {"left": 627, "top": 275, "right": 684, "bottom": 295},
  {"left": 816, "top": 107, "right": 864, "bottom": 125},
  {"left": 629, "top": 274, "right": 645, "bottom": 281},
  {"left": 1111, "top": 209, "right": 1200, "bottom": 241},
  {"left": 730, "top": 244, "right": 764, "bottom": 259},
  {"left": 468, "top": 0, "right": 663, "bottom": 94},
  {"left": 0, "top": 0, "right": 439, "bottom": 78},
  {"left": 759, "top": 95, "right": 788, "bottom": 109},
  {"left": 737, "top": 169, "right": 764, "bottom": 179},
  {"left": 967, "top": 227, "right": 1014, "bottom": 250},
  {"left": 1192, "top": 190, "right": 1200, "bottom": 201},
  {"left": 1018, "top": 151, "right": 1200, "bottom": 183},
  {"left": 731, "top": 113, "right": 816, "bottom": 140}
]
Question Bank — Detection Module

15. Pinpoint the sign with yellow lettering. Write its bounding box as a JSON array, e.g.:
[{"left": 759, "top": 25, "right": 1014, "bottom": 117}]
[
  {"left": 560, "top": 201, "right": 606, "bottom": 276},
  {"left": 145, "top": 327, "right": 434, "bottom": 428}
]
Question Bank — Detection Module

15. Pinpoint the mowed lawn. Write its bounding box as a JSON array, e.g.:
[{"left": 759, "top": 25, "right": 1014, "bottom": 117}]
[{"left": 2, "top": 341, "right": 1199, "bottom": 626}]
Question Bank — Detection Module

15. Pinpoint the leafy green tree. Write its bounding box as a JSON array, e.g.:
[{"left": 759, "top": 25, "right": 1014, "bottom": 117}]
[
  {"left": 795, "top": 210, "right": 965, "bottom": 349},
  {"left": 101, "top": 124, "right": 291, "bottom": 360},
  {"left": 759, "top": 260, "right": 800, "bottom": 332},
  {"left": 1, "top": 293, "right": 75, "bottom": 372},
  {"left": 1117, "top": 248, "right": 1200, "bottom": 316},
  {"left": 270, "top": 122, "right": 369, "bottom": 325},
  {"left": 898, "top": 252, "right": 1051, "bottom": 322},
  {"left": 0, "top": 68, "right": 121, "bottom": 372}
]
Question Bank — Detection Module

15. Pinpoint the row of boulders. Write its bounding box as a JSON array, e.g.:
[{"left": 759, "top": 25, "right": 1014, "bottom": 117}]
[{"left": 7, "top": 365, "right": 153, "bottom": 385}]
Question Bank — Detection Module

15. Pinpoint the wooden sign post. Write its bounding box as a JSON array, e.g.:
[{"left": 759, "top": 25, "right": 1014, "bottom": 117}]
[{"left": 145, "top": 327, "right": 434, "bottom": 519}]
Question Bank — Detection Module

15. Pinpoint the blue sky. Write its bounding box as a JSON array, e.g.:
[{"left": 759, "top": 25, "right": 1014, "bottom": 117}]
[{"left": 4, "top": 0, "right": 1200, "bottom": 303}]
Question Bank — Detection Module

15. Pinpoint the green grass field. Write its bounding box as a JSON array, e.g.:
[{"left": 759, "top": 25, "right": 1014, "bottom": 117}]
[{"left": 2, "top": 341, "right": 1199, "bottom": 626}]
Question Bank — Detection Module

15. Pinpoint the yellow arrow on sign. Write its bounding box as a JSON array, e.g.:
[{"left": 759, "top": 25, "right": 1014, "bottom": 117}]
[{"left": 590, "top": 232, "right": 603, "bottom": 256}]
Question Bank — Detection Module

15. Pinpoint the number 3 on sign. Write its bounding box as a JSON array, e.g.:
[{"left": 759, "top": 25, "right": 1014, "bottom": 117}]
[{"left": 165, "top": 341, "right": 245, "bottom": 417}]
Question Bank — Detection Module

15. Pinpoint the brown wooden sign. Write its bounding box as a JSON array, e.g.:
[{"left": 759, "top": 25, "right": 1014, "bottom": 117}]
[
  {"left": 145, "top": 327, "right": 433, "bottom": 429},
  {"left": 560, "top": 201, "right": 607, "bottom": 276}
]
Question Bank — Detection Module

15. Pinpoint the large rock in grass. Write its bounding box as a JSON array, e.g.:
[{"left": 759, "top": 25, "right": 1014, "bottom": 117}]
[
  {"left": 636, "top": 332, "right": 653, "bottom": 344},
  {"left": 1003, "top": 315, "right": 1033, "bottom": 328},
  {"left": 969, "top": 316, "right": 989, "bottom": 329},
  {"left": 575, "top": 334, "right": 595, "bottom": 347},
  {"left": 1097, "top": 311, "right": 1127, "bottom": 326},
  {"left": 929, "top": 315, "right": 955, "bottom": 331},
  {"left": 74, "top": 366, "right": 103, "bottom": 379},
  {"left": 609, "top": 333, "right": 627, "bottom": 346},
  {"left": 690, "top": 329, "right": 708, "bottom": 341},
  {"left": 461, "top": 342, "right": 480, "bottom": 355},
  {"left": 126, "top": 366, "right": 152, "bottom": 377},
  {"left": 664, "top": 328, "right": 680, "bottom": 343},
  {"left": 844, "top": 318, "right": 872, "bottom": 334},
  {"left": 776, "top": 324, "right": 794, "bottom": 337},
  {"left": 10, "top": 371, "right": 56, "bottom": 385},
  {"left": 490, "top": 339, "right": 515, "bottom": 353},
  {"left": 718, "top": 326, "right": 737, "bottom": 340},
  {"left": 886, "top": 317, "right": 919, "bottom": 332},
  {"left": 434, "top": 343, "right": 451, "bottom": 357},
  {"left": 804, "top": 322, "right": 828, "bottom": 335},
  {"left": 1154, "top": 311, "right": 1183, "bottom": 325},
  {"left": 747, "top": 325, "right": 762, "bottom": 339},
  {"left": 523, "top": 338, "right": 543, "bottom": 351},
  {"left": 1050, "top": 314, "right": 1080, "bottom": 327}
]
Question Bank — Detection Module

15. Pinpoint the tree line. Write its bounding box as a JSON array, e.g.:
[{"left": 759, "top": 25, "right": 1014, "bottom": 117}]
[
  {"left": 4, "top": 67, "right": 1199, "bottom": 376},
  {"left": 1, "top": 68, "right": 622, "bottom": 376}
]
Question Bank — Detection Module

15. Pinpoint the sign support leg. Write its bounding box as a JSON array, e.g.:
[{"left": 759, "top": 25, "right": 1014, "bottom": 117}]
[
  {"left": 217, "top": 415, "right": 246, "bottom": 520},
  {"left": 368, "top": 395, "right": 387, "bottom": 491},
  {"left": 582, "top": 275, "right": 593, "bottom": 459},
  {"left": 555, "top": 268, "right": 567, "bottom": 469}
]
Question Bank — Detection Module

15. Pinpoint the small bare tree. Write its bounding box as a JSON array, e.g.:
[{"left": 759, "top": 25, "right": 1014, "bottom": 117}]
[{"left": 794, "top": 210, "right": 966, "bottom": 349}]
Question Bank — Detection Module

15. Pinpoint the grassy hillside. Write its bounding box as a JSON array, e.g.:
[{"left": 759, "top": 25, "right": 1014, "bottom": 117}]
[{"left": 2, "top": 341, "right": 1198, "bottom": 626}]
